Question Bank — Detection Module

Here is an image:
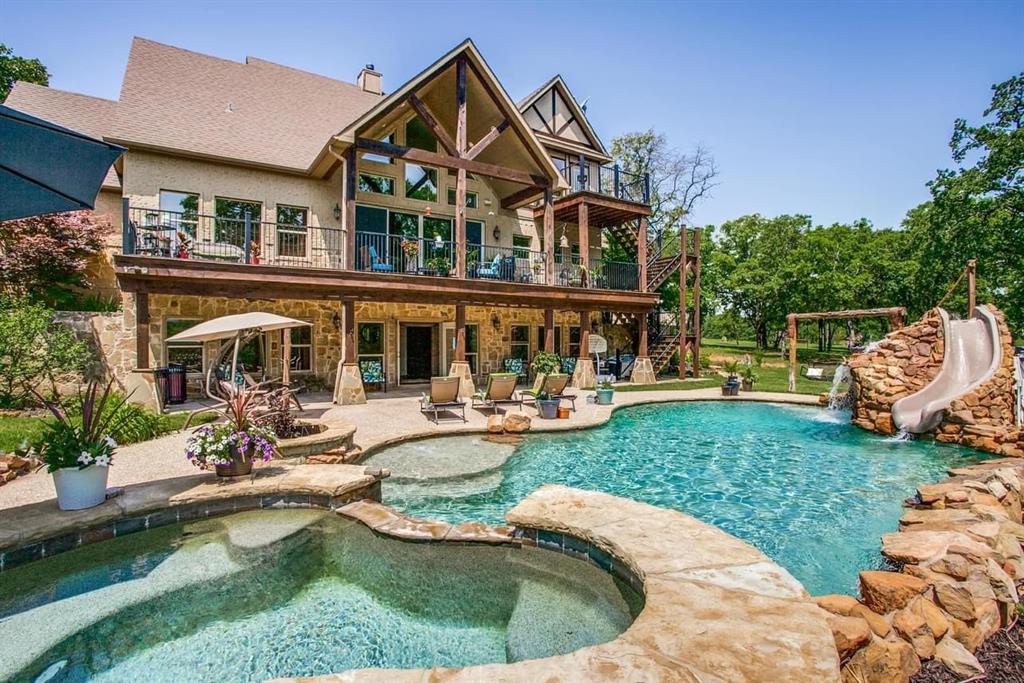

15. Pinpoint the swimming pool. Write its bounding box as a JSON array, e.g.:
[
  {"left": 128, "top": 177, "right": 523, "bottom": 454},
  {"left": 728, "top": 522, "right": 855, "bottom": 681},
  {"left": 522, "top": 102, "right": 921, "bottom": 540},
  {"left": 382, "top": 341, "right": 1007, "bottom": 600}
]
[
  {"left": 365, "top": 401, "right": 989, "bottom": 596},
  {"left": 1, "top": 510, "right": 638, "bottom": 682}
]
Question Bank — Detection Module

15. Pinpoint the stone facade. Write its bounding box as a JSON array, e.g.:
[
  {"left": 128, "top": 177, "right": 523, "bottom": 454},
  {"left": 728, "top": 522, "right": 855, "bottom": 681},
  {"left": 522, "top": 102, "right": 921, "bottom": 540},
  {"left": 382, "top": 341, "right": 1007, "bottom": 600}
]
[
  {"left": 849, "top": 307, "right": 1022, "bottom": 457},
  {"left": 817, "top": 458, "right": 1024, "bottom": 681}
]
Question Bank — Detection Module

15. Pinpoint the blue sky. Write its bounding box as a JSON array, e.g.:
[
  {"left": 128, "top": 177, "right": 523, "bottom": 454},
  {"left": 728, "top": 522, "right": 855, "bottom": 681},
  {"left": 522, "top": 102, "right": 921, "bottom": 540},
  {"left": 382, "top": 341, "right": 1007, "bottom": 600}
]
[{"left": 2, "top": 0, "right": 1020, "bottom": 229}]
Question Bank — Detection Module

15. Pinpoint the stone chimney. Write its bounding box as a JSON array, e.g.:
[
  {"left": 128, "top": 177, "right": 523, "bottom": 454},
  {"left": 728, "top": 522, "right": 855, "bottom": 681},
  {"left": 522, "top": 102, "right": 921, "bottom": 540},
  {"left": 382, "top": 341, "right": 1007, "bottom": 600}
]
[{"left": 357, "top": 64, "right": 382, "bottom": 95}]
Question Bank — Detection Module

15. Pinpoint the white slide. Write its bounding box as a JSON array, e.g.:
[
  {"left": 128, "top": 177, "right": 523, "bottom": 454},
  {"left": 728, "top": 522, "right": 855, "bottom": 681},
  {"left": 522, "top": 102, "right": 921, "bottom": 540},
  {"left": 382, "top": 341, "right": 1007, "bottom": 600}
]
[{"left": 892, "top": 306, "right": 1002, "bottom": 434}]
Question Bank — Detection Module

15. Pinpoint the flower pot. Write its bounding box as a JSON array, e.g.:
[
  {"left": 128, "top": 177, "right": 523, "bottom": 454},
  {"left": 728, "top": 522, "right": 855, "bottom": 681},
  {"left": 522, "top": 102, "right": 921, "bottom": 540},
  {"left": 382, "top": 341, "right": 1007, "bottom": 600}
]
[
  {"left": 52, "top": 466, "right": 109, "bottom": 510},
  {"left": 741, "top": 380, "right": 754, "bottom": 392},
  {"left": 596, "top": 388, "right": 615, "bottom": 405},
  {"left": 537, "top": 398, "right": 560, "bottom": 419},
  {"left": 557, "top": 406, "right": 570, "bottom": 419},
  {"left": 215, "top": 449, "right": 253, "bottom": 477},
  {"left": 721, "top": 381, "right": 740, "bottom": 397}
]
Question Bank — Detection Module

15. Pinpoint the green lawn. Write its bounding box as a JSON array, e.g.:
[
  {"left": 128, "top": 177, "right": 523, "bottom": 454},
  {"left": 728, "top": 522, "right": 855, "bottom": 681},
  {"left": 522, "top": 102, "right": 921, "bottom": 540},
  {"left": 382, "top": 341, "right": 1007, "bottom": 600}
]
[
  {"left": 0, "top": 411, "right": 217, "bottom": 454},
  {"left": 701, "top": 339, "right": 849, "bottom": 364},
  {"left": 621, "top": 365, "right": 841, "bottom": 396}
]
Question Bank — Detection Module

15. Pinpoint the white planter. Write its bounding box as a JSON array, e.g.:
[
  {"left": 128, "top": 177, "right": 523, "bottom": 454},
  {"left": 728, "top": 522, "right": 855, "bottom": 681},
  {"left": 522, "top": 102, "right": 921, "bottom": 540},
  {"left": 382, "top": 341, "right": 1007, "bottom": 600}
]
[{"left": 52, "top": 466, "right": 110, "bottom": 510}]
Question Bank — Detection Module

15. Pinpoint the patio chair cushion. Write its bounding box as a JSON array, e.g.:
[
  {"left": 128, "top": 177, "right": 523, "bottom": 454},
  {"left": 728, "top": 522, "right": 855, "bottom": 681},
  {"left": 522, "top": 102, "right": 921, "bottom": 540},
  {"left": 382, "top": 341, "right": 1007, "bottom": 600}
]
[
  {"left": 429, "top": 376, "right": 462, "bottom": 404},
  {"left": 474, "top": 373, "right": 518, "bottom": 401},
  {"left": 560, "top": 356, "right": 577, "bottom": 375},
  {"left": 504, "top": 357, "right": 526, "bottom": 376},
  {"left": 545, "top": 373, "right": 570, "bottom": 395},
  {"left": 360, "top": 359, "right": 385, "bottom": 384}
]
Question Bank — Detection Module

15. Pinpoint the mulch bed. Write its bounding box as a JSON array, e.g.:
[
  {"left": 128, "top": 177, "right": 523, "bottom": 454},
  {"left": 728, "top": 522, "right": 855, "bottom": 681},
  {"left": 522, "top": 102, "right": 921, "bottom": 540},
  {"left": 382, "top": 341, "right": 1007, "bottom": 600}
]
[{"left": 912, "top": 615, "right": 1024, "bottom": 683}]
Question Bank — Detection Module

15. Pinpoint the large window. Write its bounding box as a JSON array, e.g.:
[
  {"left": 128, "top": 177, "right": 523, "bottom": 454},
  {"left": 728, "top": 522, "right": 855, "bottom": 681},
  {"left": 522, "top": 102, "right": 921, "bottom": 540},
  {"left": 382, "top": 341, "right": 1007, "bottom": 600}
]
[
  {"left": 214, "top": 197, "right": 262, "bottom": 248},
  {"left": 359, "top": 174, "right": 395, "bottom": 195},
  {"left": 361, "top": 132, "right": 395, "bottom": 164},
  {"left": 510, "top": 325, "right": 529, "bottom": 361},
  {"left": 405, "top": 164, "right": 438, "bottom": 202},
  {"left": 357, "top": 322, "right": 385, "bottom": 364},
  {"left": 423, "top": 216, "right": 452, "bottom": 241},
  {"left": 158, "top": 190, "right": 199, "bottom": 235},
  {"left": 276, "top": 205, "right": 308, "bottom": 258},
  {"left": 289, "top": 326, "right": 312, "bottom": 373},
  {"left": 512, "top": 234, "right": 532, "bottom": 258},
  {"left": 446, "top": 188, "right": 478, "bottom": 208},
  {"left": 165, "top": 319, "right": 203, "bottom": 372},
  {"left": 406, "top": 117, "right": 437, "bottom": 152}
]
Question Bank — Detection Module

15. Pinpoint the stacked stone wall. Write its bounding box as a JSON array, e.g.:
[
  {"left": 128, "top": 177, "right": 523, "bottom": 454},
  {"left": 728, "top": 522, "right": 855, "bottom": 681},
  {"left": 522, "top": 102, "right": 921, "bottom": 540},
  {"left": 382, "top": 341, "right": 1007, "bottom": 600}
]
[{"left": 849, "top": 306, "right": 1022, "bottom": 457}]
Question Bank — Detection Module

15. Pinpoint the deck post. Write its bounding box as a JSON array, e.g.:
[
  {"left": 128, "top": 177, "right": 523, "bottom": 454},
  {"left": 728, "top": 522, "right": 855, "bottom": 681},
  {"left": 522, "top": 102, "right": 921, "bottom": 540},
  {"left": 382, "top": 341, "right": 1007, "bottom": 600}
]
[
  {"left": 449, "top": 303, "right": 475, "bottom": 397},
  {"left": 135, "top": 292, "right": 150, "bottom": 369},
  {"left": 577, "top": 201, "right": 589, "bottom": 286},
  {"left": 543, "top": 308, "right": 555, "bottom": 353},
  {"left": 637, "top": 217, "right": 648, "bottom": 293},
  {"left": 543, "top": 187, "right": 554, "bottom": 286},
  {"left": 243, "top": 210, "right": 252, "bottom": 264},
  {"left": 282, "top": 328, "right": 291, "bottom": 386},
  {"left": 967, "top": 258, "right": 977, "bottom": 317},
  {"left": 631, "top": 311, "right": 656, "bottom": 385},
  {"left": 692, "top": 227, "right": 702, "bottom": 378},
  {"left": 571, "top": 309, "right": 596, "bottom": 389},
  {"left": 121, "top": 197, "right": 133, "bottom": 255},
  {"left": 679, "top": 226, "right": 688, "bottom": 379},
  {"left": 344, "top": 146, "right": 357, "bottom": 270},
  {"left": 335, "top": 300, "right": 366, "bottom": 404},
  {"left": 787, "top": 313, "right": 798, "bottom": 393},
  {"left": 454, "top": 58, "right": 468, "bottom": 279}
]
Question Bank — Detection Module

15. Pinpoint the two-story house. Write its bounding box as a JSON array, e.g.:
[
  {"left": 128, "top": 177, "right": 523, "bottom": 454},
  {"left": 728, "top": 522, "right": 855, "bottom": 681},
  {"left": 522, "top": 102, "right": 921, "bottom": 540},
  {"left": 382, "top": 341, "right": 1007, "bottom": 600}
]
[{"left": 6, "top": 37, "right": 695, "bottom": 406}]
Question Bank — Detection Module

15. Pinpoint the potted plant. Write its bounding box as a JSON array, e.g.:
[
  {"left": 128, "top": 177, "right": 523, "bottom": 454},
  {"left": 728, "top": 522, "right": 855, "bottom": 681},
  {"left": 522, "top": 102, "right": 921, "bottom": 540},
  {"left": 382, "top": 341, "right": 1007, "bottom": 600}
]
[
  {"left": 30, "top": 380, "right": 134, "bottom": 511},
  {"left": 531, "top": 351, "right": 561, "bottom": 377},
  {"left": 721, "top": 360, "right": 741, "bottom": 396},
  {"left": 740, "top": 366, "right": 759, "bottom": 392},
  {"left": 175, "top": 231, "right": 191, "bottom": 259},
  {"left": 596, "top": 379, "right": 615, "bottom": 405},
  {"left": 425, "top": 255, "right": 451, "bottom": 277},
  {"left": 186, "top": 387, "right": 278, "bottom": 476},
  {"left": 536, "top": 390, "right": 560, "bottom": 419},
  {"left": 401, "top": 238, "right": 419, "bottom": 272},
  {"left": 249, "top": 240, "right": 261, "bottom": 265}
]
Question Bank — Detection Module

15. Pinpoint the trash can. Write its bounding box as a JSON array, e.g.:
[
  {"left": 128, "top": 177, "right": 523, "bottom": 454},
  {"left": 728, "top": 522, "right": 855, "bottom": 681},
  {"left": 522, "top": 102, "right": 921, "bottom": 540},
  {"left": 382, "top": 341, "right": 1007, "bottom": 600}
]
[
  {"left": 154, "top": 367, "right": 169, "bottom": 403},
  {"left": 165, "top": 363, "right": 188, "bottom": 404}
]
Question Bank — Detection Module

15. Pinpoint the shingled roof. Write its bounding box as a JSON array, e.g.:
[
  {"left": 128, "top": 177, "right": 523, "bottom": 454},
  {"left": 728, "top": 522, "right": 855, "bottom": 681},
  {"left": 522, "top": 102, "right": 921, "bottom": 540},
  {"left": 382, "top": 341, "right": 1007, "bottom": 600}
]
[
  {"left": 104, "top": 38, "right": 382, "bottom": 174},
  {"left": 4, "top": 82, "right": 122, "bottom": 189}
]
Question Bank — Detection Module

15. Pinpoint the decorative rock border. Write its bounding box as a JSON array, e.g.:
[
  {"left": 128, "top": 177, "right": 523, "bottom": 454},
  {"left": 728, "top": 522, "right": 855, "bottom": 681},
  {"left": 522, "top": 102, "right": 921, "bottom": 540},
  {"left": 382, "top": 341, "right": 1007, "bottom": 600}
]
[
  {"left": 815, "top": 458, "right": 1024, "bottom": 681},
  {"left": 276, "top": 419, "right": 358, "bottom": 460},
  {"left": 278, "top": 485, "right": 842, "bottom": 682},
  {"left": 0, "top": 463, "right": 385, "bottom": 572}
]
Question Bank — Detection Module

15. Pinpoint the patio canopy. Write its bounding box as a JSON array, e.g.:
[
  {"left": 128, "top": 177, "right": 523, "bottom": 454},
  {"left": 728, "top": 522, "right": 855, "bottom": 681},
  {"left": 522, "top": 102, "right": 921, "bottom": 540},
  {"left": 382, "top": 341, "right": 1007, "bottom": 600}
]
[
  {"left": 0, "top": 105, "right": 125, "bottom": 222},
  {"left": 166, "top": 312, "right": 312, "bottom": 342}
]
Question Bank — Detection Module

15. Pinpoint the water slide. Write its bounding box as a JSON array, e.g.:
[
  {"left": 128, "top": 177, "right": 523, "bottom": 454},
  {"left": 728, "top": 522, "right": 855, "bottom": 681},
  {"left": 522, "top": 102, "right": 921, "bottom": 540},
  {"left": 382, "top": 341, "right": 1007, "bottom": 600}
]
[{"left": 892, "top": 306, "right": 1002, "bottom": 434}]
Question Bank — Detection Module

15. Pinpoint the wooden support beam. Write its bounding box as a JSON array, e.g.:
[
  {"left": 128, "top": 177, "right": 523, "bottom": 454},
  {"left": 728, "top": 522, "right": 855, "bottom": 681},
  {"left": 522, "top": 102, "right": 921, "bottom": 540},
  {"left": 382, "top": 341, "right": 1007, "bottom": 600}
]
[
  {"left": 455, "top": 59, "right": 468, "bottom": 280},
  {"left": 343, "top": 300, "right": 356, "bottom": 365},
  {"left": 408, "top": 93, "right": 458, "bottom": 157},
  {"left": 579, "top": 310, "right": 590, "bottom": 357},
  {"left": 465, "top": 120, "right": 509, "bottom": 161},
  {"left": 679, "top": 227, "right": 687, "bottom": 380},
  {"left": 543, "top": 188, "right": 555, "bottom": 286},
  {"left": 135, "top": 292, "right": 150, "bottom": 369},
  {"left": 355, "top": 138, "right": 547, "bottom": 188},
  {"left": 455, "top": 304, "right": 467, "bottom": 362},
  {"left": 500, "top": 185, "right": 544, "bottom": 210},
  {"left": 637, "top": 311, "right": 649, "bottom": 357},
  {"left": 344, "top": 147, "right": 357, "bottom": 270},
  {"left": 789, "top": 306, "right": 908, "bottom": 322},
  {"left": 967, "top": 258, "right": 977, "bottom": 317},
  {"left": 282, "top": 328, "right": 291, "bottom": 386},
  {"left": 544, "top": 308, "right": 555, "bottom": 353},
  {"left": 637, "top": 217, "right": 649, "bottom": 293},
  {"left": 692, "top": 227, "right": 702, "bottom": 378},
  {"left": 787, "top": 313, "right": 798, "bottom": 392},
  {"left": 577, "top": 201, "right": 589, "bottom": 283}
]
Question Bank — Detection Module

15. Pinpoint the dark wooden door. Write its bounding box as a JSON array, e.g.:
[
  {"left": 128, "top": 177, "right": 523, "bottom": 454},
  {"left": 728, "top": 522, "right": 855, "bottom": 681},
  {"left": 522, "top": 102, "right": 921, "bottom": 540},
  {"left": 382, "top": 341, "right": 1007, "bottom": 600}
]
[{"left": 405, "top": 326, "right": 432, "bottom": 380}]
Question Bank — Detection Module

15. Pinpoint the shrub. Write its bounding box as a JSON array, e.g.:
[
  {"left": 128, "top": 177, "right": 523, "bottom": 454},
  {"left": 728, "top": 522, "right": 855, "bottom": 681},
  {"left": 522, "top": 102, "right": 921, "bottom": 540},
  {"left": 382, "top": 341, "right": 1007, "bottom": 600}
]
[
  {"left": 0, "top": 296, "right": 91, "bottom": 408},
  {"left": 531, "top": 351, "right": 561, "bottom": 375}
]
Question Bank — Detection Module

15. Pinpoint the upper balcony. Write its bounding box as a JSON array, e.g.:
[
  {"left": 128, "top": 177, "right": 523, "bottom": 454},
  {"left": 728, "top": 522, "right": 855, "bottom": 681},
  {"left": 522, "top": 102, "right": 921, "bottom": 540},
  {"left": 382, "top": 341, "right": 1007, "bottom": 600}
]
[
  {"left": 120, "top": 206, "right": 641, "bottom": 293},
  {"left": 560, "top": 160, "right": 650, "bottom": 205}
]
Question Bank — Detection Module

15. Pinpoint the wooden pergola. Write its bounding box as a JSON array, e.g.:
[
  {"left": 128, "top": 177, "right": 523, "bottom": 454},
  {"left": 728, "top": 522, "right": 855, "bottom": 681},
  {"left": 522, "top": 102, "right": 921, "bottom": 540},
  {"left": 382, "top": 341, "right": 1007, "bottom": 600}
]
[{"left": 786, "top": 307, "right": 906, "bottom": 391}]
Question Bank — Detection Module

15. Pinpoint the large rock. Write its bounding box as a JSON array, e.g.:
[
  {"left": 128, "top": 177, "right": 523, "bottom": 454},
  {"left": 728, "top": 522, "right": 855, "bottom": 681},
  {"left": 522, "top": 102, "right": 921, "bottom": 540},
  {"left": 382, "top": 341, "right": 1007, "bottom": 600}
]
[
  {"left": 985, "top": 558, "right": 1019, "bottom": 603},
  {"left": 503, "top": 412, "right": 532, "bottom": 433},
  {"left": 825, "top": 613, "right": 871, "bottom": 658},
  {"left": 840, "top": 637, "right": 920, "bottom": 683},
  {"left": 908, "top": 596, "right": 950, "bottom": 640},
  {"left": 850, "top": 604, "right": 892, "bottom": 637},
  {"left": 814, "top": 594, "right": 860, "bottom": 616},
  {"left": 934, "top": 582, "right": 976, "bottom": 621},
  {"left": 486, "top": 414, "right": 504, "bottom": 433},
  {"left": 859, "top": 571, "right": 927, "bottom": 613},
  {"left": 934, "top": 635, "right": 984, "bottom": 678},
  {"left": 892, "top": 608, "right": 936, "bottom": 659}
]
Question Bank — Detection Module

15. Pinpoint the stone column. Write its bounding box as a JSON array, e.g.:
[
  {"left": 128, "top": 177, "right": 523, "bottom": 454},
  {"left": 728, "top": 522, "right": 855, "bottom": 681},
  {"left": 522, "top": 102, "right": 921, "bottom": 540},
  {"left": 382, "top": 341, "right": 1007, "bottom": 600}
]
[
  {"left": 335, "top": 300, "right": 366, "bottom": 404},
  {"left": 631, "top": 311, "right": 657, "bottom": 385},
  {"left": 571, "top": 309, "right": 596, "bottom": 389},
  {"left": 448, "top": 304, "right": 475, "bottom": 398}
]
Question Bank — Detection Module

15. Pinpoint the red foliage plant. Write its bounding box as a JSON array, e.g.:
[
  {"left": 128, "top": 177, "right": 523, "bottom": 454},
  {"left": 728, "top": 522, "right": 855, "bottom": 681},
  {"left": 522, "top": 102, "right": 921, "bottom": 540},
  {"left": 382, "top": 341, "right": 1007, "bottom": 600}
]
[{"left": 0, "top": 210, "right": 110, "bottom": 301}]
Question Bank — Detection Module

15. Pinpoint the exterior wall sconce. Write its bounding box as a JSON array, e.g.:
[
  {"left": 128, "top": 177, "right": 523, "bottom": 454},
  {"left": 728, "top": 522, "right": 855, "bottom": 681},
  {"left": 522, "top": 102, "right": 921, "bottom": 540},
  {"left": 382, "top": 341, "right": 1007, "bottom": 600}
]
[
  {"left": 491, "top": 313, "right": 501, "bottom": 330},
  {"left": 331, "top": 311, "right": 342, "bottom": 330},
  {"left": 333, "top": 203, "right": 341, "bottom": 220},
  {"left": 424, "top": 206, "right": 432, "bottom": 217},
  {"left": 492, "top": 225, "right": 501, "bottom": 240},
  {"left": 559, "top": 224, "right": 569, "bottom": 249},
  {"left": 434, "top": 234, "right": 443, "bottom": 246}
]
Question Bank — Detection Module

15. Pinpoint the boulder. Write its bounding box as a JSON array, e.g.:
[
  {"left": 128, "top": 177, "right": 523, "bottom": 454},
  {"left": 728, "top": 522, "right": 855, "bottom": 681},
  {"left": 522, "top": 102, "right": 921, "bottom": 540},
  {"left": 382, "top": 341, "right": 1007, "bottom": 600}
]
[
  {"left": 892, "top": 608, "right": 936, "bottom": 659},
  {"left": 486, "top": 414, "right": 504, "bottom": 433},
  {"left": 814, "top": 594, "right": 860, "bottom": 616},
  {"left": 503, "top": 412, "right": 531, "bottom": 433},
  {"left": 908, "top": 596, "right": 950, "bottom": 640},
  {"left": 859, "top": 571, "right": 928, "bottom": 613},
  {"left": 934, "top": 582, "right": 976, "bottom": 621},
  {"left": 974, "top": 598, "right": 1002, "bottom": 640},
  {"left": 850, "top": 604, "right": 892, "bottom": 638},
  {"left": 950, "top": 617, "right": 984, "bottom": 652},
  {"left": 929, "top": 552, "right": 970, "bottom": 580},
  {"left": 825, "top": 612, "right": 872, "bottom": 658},
  {"left": 934, "top": 635, "right": 984, "bottom": 678},
  {"left": 840, "top": 637, "right": 920, "bottom": 683},
  {"left": 985, "top": 558, "right": 1019, "bottom": 603}
]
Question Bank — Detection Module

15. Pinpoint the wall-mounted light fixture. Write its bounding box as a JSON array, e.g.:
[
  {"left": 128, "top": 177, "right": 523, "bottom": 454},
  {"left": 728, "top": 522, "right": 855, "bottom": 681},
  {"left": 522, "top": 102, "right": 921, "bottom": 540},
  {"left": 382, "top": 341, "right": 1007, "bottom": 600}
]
[
  {"left": 331, "top": 311, "right": 342, "bottom": 330},
  {"left": 559, "top": 224, "right": 569, "bottom": 249},
  {"left": 333, "top": 203, "right": 341, "bottom": 220},
  {"left": 492, "top": 224, "right": 501, "bottom": 240},
  {"left": 424, "top": 206, "right": 432, "bottom": 217},
  {"left": 491, "top": 313, "right": 501, "bottom": 330}
]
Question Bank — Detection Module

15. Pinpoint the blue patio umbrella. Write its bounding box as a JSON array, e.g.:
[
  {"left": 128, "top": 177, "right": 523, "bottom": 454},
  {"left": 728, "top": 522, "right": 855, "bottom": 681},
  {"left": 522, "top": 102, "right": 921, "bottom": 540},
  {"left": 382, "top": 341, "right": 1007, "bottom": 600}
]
[{"left": 0, "top": 104, "right": 125, "bottom": 222}]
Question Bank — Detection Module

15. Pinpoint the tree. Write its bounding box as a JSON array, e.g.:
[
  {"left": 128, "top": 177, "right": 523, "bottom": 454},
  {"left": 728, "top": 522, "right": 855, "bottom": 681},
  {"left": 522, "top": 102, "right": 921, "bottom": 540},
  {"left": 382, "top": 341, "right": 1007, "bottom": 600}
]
[
  {"left": 0, "top": 211, "right": 110, "bottom": 306},
  {"left": 0, "top": 43, "right": 49, "bottom": 101},
  {"left": 610, "top": 129, "right": 719, "bottom": 239},
  {"left": 905, "top": 72, "right": 1024, "bottom": 333},
  {"left": 0, "top": 296, "right": 90, "bottom": 408}
]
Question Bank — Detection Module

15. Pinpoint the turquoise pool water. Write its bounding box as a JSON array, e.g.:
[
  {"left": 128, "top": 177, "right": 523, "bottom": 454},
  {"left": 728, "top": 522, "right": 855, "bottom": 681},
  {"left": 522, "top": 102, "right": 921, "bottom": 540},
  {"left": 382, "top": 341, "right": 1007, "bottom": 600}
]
[
  {"left": 368, "top": 401, "right": 989, "bottom": 596},
  {"left": 1, "top": 510, "right": 639, "bottom": 682}
]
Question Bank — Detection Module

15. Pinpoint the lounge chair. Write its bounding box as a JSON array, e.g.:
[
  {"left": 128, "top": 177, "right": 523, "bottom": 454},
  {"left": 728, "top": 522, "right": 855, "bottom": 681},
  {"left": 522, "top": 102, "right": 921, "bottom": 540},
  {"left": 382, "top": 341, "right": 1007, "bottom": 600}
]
[
  {"left": 359, "top": 358, "right": 387, "bottom": 392},
  {"left": 360, "top": 244, "right": 394, "bottom": 272},
  {"left": 476, "top": 253, "right": 502, "bottom": 279},
  {"left": 523, "top": 373, "right": 577, "bottom": 411},
  {"left": 471, "top": 373, "right": 522, "bottom": 413},
  {"left": 420, "top": 376, "right": 466, "bottom": 423}
]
